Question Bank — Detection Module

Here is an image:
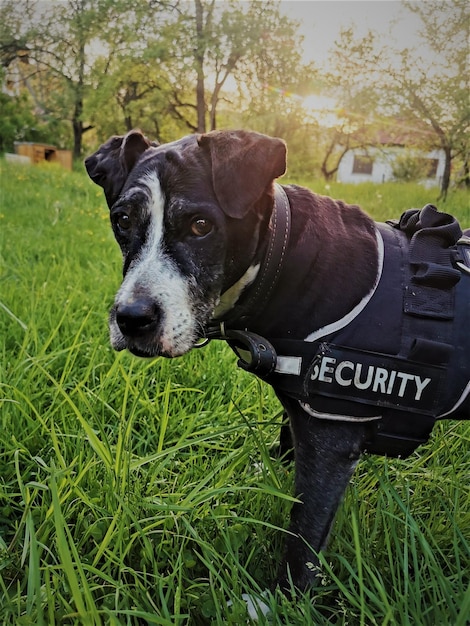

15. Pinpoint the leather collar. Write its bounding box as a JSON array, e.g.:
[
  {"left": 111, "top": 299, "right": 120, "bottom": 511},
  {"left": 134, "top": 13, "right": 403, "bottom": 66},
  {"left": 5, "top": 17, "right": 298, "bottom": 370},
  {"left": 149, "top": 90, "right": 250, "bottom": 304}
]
[{"left": 206, "top": 183, "right": 291, "bottom": 338}]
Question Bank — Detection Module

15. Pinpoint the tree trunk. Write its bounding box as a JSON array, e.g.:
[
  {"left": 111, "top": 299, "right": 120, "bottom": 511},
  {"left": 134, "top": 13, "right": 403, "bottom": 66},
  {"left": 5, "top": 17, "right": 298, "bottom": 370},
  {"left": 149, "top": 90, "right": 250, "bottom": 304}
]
[
  {"left": 194, "top": 0, "right": 206, "bottom": 133},
  {"left": 72, "top": 106, "right": 83, "bottom": 159},
  {"left": 72, "top": 97, "right": 93, "bottom": 158},
  {"left": 321, "top": 134, "right": 350, "bottom": 181},
  {"left": 439, "top": 144, "right": 452, "bottom": 200},
  {"left": 124, "top": 115, "right": 133, "bottom": 132},
  {"left": 463, "top": 158, "right": 470, "bottom": 189},
  {"left": 73, "top": 36, "right": 86, "bottom": 159}
]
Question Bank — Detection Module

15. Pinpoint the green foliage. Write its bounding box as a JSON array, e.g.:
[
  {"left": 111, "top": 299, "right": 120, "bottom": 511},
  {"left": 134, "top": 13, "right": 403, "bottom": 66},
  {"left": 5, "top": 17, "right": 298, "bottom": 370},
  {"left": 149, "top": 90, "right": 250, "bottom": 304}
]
[
  {"left": 1, "top": 0, "right": 314, "bottom": 153},
  {"left": 286, "top": 177, "right": 470, "bottom": 224},
  {"left": 0, "top": 90, "right": 50, "bottom": 152},
  {"left": 0, "top": 161, "right": 469, "bottom": 624},
  {"left": 326, "top": 0, "right": 470, "bottom": 196},
  {"left": 391, "top": 151, "right": 433, "bottom": 183},
  {"left": 1, "top": 0, "right": 468, "bottom": 198}
]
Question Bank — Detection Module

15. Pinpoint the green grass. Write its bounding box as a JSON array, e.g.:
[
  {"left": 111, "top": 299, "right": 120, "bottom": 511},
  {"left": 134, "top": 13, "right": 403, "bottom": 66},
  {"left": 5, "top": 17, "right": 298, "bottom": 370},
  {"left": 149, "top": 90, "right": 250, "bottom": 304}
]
[{"left": 0, "top": 159, "right": 469, "bottom": 625}]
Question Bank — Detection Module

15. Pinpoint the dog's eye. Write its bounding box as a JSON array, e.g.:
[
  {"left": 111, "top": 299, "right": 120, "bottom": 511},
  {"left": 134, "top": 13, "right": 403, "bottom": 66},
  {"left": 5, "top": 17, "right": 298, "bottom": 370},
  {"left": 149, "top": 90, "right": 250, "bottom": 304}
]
[
  {"left": 115, "top": 212, "right": 131, "bottom": 231},
  {"left": 190, "top": 218, "right": 213, "bottom": 237}
]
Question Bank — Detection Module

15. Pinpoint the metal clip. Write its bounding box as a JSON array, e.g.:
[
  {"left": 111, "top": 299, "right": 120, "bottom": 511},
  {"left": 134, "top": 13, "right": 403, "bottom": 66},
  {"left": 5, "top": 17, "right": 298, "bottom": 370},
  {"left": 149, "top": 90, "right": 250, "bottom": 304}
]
[{"left": 193, "top": 337, "right": 211, "bottom": 349}]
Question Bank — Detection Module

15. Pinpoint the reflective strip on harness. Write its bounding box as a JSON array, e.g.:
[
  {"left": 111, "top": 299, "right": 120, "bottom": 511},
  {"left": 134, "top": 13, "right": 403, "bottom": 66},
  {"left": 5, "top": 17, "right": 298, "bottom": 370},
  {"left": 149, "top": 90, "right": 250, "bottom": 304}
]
[{"left": 268, "top": 342, "right": 446, "bottom": 416}]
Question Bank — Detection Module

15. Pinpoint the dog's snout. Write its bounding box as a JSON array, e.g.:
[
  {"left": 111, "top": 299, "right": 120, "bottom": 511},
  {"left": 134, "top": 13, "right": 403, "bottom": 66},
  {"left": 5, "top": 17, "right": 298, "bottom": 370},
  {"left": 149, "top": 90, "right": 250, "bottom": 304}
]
[{"left": 115, "top": 298, "right": 160, "bottom": 337}]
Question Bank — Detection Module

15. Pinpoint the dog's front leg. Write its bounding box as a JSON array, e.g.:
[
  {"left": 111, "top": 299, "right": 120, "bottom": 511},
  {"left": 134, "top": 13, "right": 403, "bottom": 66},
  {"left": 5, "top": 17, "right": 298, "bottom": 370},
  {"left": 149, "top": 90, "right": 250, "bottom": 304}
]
[{"left": 275, "top": 395, "right": 370, "bottom": 592}]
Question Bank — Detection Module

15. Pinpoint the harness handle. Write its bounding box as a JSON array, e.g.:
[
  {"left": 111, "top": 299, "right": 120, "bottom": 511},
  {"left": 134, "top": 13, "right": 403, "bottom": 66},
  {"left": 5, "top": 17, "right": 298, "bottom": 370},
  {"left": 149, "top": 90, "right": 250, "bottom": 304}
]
[
  {"left": 226, "top": 329, "right": 277, "bottom": 375},
  {"left": 201, "top": 324, "right": 278, "bottom": 376}
]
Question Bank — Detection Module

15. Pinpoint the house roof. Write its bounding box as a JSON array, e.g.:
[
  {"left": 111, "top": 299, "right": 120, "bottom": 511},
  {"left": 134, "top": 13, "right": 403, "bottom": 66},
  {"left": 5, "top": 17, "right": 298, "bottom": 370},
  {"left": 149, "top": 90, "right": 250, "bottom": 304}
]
[{"left": 355, "top": 117, "right": 436, "bottom": 147}]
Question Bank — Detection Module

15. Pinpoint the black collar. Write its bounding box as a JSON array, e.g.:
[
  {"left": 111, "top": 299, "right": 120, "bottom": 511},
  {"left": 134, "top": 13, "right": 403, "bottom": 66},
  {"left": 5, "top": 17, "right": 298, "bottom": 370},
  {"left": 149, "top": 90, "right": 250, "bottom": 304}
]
[{"left": 206, "top": 183, "right": 291, "bottom": 337}]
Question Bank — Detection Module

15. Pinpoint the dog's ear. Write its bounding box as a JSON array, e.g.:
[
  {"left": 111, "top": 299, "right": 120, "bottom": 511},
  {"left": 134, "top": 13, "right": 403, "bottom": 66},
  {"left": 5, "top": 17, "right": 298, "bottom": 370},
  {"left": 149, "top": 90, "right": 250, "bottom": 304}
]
[
  {"left": 197, "top": 130, "right": 286, "bottom": 218},
  {"left": 85, "top": 130, "right": 155, "bottom": 207}
]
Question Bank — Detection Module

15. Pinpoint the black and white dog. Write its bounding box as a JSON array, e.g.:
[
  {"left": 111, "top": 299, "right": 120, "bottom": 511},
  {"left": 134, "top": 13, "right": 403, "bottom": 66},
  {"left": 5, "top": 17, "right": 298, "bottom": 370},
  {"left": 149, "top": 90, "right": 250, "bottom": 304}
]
[{"left": 85, "top": 129, "right": 469, "bottom": 592}]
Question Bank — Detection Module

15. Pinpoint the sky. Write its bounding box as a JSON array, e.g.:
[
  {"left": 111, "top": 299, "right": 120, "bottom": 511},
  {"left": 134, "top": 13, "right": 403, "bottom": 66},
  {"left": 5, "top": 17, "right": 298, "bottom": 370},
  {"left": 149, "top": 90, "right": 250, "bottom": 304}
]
[{"left": 278, "top": 1, "right": 424, "bottom": 68}]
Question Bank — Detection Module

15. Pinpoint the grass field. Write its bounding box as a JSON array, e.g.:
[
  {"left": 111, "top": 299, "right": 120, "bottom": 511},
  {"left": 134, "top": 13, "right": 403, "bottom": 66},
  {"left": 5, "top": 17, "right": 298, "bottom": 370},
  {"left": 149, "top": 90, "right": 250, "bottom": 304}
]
[{"left": 0, "top": 159, "right": 469, "bottom": 625}]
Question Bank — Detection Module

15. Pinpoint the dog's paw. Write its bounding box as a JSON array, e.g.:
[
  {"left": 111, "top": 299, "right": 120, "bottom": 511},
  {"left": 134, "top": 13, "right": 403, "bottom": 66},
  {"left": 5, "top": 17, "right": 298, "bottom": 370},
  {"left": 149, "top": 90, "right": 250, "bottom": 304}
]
[
  {"left": 227, "top": 591, "right": 271, "bottom": 621},
  {"left": 242, "top": 592, "right": 271, "bottom": 620}
]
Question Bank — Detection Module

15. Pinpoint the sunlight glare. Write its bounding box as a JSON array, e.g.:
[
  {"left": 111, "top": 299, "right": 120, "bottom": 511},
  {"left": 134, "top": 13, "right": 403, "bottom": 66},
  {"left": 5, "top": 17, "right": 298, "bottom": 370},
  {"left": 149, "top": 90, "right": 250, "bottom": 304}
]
[{"left": 302, "top": 94, "right": 339, "bottom": 127}]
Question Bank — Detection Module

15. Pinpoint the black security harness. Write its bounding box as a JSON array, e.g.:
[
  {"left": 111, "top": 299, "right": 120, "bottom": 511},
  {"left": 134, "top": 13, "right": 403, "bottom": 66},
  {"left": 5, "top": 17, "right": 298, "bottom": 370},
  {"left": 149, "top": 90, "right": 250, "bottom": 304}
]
[{"left": 203, "top": 185, "right": 470, "bottom": 458}]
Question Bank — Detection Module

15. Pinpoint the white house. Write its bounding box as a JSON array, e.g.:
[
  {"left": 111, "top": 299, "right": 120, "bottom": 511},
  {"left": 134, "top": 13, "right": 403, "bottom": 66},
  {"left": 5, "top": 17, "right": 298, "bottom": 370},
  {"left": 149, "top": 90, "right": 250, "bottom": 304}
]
[
  {"left": 337, "top": 146, "right": 446, "bottom": 187},
  {"left": 335, "top": 119, "right": 447, "bottom": 188}
]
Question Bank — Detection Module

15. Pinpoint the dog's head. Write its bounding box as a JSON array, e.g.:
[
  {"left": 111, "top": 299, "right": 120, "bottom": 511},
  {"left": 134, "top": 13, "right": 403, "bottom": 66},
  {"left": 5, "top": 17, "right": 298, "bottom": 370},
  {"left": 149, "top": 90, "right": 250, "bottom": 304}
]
[{"left": 85, "top": 129, "right": 286, "bottom": 357}]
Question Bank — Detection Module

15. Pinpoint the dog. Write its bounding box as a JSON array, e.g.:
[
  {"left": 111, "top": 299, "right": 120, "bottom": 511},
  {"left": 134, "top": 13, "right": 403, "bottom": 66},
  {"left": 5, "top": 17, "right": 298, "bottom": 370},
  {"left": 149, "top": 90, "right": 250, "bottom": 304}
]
[{"left": 85, "top": 129, "right": 470, "bottom": 593}]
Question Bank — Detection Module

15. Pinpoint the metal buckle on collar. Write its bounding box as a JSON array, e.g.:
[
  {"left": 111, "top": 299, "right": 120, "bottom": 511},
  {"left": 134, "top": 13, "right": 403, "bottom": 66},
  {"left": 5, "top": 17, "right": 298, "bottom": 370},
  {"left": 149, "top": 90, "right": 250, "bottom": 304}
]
[
  {"left": 193, "top": 337, "right": 211, "bottom": 348},
  {"left": 193, "top": 321, "right": 228, "bottom": 348}
]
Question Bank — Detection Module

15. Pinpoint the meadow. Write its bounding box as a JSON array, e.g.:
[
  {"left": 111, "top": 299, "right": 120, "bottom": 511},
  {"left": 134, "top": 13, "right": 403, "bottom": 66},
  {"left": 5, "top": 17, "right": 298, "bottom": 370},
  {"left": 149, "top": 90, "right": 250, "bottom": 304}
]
[{"left": 0, "top": 159, "right": 469, "bottom": 625}]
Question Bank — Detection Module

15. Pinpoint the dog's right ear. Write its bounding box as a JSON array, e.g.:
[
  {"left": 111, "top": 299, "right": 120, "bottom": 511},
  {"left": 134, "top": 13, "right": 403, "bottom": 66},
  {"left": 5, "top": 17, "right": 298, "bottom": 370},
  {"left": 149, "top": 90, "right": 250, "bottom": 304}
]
[
  {"left": 85, "top": 130, "right": 155, "bottom": 207},
  {"left": 197, "top": 130, "right": 287, "bottom": 219}
]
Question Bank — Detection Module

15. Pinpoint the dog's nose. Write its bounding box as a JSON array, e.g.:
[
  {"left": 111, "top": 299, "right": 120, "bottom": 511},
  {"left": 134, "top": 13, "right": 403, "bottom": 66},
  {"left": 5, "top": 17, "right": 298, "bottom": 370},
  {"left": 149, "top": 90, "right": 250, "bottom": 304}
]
[{"left": 115, "top": 298, "right": 160, "bottom": 336}]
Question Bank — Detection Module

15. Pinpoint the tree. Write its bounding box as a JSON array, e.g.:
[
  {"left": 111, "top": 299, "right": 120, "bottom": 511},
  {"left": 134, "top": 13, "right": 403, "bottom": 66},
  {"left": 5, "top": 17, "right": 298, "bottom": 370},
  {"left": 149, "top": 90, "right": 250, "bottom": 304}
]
[
  {"left": 83, "top": 1, "right": 197, "bottom": 142},
  {"left": 0, "top": 0, "right": 320, "bottom": 165},
  {"left": 86, "top": 50, "right": 188, "bottom": 143},
  {"left": 0, "top": 0, "right": 176, "bottom": 157},
  {"left": 325, "top": 2, "right": 469, "bottom": 196},
  {"left": 398, "top": 0, "right": 470, "bottom": 197},
  {"left": 159, "top": 0, "right": 308, "bottom": 133},
  {"left": 1, "top": 0, "right": 106, "bottom": 157},
  {"left": 0, "top": 1, "right": 36, "bottom": 68},
  {"left": 0, "top": 85, "right": 51, "bottom": 151},
  {"left": 320, "top": 28, "right": 393, "bottom": 181}
]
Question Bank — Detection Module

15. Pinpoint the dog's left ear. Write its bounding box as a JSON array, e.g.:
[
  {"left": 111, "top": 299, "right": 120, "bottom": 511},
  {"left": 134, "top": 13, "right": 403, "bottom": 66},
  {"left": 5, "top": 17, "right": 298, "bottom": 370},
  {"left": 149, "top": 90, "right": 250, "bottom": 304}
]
[
  {"left": 197, "top": 130, "right": 286, "bottom": 218},
  {"left": 85, "top": 130, "right": 156, "bottom": 207}
]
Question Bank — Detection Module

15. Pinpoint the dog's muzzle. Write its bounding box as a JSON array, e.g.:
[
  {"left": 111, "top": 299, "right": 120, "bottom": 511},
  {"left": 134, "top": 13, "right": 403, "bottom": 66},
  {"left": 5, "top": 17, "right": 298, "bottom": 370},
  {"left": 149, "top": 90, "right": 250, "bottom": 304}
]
[{"left": 110, "top": 292, "right": 204, "bottom": 358}]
